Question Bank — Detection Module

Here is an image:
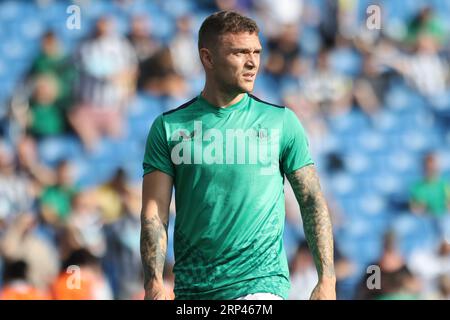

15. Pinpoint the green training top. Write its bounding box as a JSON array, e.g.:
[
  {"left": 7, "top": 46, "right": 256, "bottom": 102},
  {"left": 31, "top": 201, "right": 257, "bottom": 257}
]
[
  {"left": 410, "top": 178, "right": 450, "bottom": 217},
  {"left": 143, "top": 93, "right": 314, "bottom": 300}
]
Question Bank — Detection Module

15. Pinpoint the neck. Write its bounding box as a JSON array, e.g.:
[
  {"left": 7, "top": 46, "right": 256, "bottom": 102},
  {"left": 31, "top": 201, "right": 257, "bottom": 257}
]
[{"left": 201, "top": 82, "right": 245, "bottom": 108}]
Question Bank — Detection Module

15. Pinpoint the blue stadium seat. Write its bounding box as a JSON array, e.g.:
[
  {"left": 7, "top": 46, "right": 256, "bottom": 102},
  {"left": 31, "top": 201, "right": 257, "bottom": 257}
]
[
  {"left": 19, "top": 18, "right": 45, "bottom": 41},
  {"left": 37, "top": 135, "right": 84, "bottom": 167},
  {"left": 146, "top": 10, "right": 175, "bottom": 42},
  {"left": 160, "top": 0, "right": 195, "bottom": 19},
  {"left": 373, "top": 109, "right": 404, "bottom": 134},
  {"left": 343, "top": 152, "right": 372, "bottom": 175},
  {"left": 329, "top": 172, "right": 356, "bottom": 197},
  {"left": 299, "top": 26, "right": 321, "bottom": 57},
  {"left": 335, "top": 221, "right": 384, "bottom": 265},
  {"left": 80, "top": 0, "right": 113, "bottom": 20},
  {"left": 252, "top": 73, "right": 281, "bottom": 103},
  {"left": 73, "top": 158, "right": 120, "bottom": 189},
  {"left": 329, "top": 48, "right": 362, "bottom": 77},
  {"left": 372, "top": 171, "right": 404, "bottom": 196},
  {"left": 436, "top": 148, "right": 450, "bottom": 176},
  {"left": 328, "top": 110, "right": 369, "bottom": 137},
  {"left": 1, "top": 38, "right": 29, "bottom": 62},
  {"left": 385, "top": 83, "right": 426, "bottom": 114},
  {"left": 36, "top": 0, "right": 71, "bottom": 21},
  {"left": 390, "top": 213, "right": 440, "bottom": 258},
  {"left": 386, "top": 150, "right": 421, "bottom": 176},
  {"left": 0, "top": 1, "right": 22, "bottom": 21},
  {"left": 399, "top": 130, "right": 433, "bottom": 153},
  {"left": 381, "top": 0, "right": 427, "bottom": 22},
  {"left": 356, "top": 129, "right": 388, "bottom": 155},
  {"left": 356, "top": 192, "right": 387, "bottom": 216}
]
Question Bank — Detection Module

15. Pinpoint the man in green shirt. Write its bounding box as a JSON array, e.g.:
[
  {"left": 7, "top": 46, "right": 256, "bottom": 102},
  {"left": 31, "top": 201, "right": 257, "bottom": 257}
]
[
  {"left": 410, "top": 153, "right": 450, "bottom": 218},
  {"left": 140, "top": 11, "right": 336, "bottom": 300},
  {"left": 40, "top": 160, "right": 77, "bottom": 224}
]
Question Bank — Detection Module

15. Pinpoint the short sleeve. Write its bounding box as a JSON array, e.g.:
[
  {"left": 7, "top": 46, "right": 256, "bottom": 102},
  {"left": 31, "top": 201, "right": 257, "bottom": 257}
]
[
  {"left": 281, "top": 108, "right": 314, "bottom": 175},
  {"left": 143, "top": 115, "right": 175, "bottom": 177}
]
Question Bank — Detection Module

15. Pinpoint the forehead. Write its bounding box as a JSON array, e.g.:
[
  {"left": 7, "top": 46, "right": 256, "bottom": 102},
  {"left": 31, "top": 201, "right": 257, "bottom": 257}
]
[{"left": 218, "top": 32, "right": 261, "bottom": 49}]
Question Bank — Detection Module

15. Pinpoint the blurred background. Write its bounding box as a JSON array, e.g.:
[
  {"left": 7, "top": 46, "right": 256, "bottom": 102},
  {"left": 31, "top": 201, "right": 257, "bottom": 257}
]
[{"left": 0, "top": 0, "right": 450, "bottom": 300}]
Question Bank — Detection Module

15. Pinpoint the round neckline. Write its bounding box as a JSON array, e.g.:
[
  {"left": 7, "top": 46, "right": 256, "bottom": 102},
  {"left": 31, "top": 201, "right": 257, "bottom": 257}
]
[{"left": 198, "top": 93, "right": 249, "bottom": 114}]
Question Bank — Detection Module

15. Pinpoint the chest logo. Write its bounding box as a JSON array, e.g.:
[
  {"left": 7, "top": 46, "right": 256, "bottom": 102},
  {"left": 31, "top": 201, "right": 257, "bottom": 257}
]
[{"left": 169, "top": 121, "right": 280, "bottom": 175}]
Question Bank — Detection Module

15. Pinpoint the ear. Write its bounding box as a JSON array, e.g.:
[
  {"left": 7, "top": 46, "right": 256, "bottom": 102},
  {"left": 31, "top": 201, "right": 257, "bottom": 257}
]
[{"left": 199, "top": 48, "right": 213, "bottom": 69}]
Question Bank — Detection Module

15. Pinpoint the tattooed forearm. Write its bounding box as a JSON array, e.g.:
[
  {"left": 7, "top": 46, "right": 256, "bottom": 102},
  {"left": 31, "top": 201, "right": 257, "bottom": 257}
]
[
  {"left": 287, "top": 165, "right": 335, "bottom": 280},
  {"left": 140, "top": 213, "right": 168, "bottom": 291}
]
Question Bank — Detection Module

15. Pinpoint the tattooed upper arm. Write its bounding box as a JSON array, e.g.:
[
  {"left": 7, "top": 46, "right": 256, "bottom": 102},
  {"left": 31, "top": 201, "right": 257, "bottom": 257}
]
[
  {"left": 141, "top": 171, "right": 173, "bottom": 291},
  {"left": 286, "top": 164, "right": 335, "bottom": 279}
]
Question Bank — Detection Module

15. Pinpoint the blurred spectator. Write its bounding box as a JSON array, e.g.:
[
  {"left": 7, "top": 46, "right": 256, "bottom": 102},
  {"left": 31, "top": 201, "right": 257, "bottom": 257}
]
[
  {"left": 435, "top": 274, "right": 450, "bottom": 300},
  {"left": 387, "top": 33, "right": 448, "bottom": 99},
  {"left": 255, "top": 0, "right": 303, "bottom": 36},
  {"left": 408, "top": 239, "right": 450, "bottom": 297},
  {"left": 409, "top": 153, "right": 450, "bottom": 218},
  {"left": 139, "top": 47, "right": 189, "bottom": 97},
  {"left": 169, "top": 15, "right": 202, "bottom": 79},
  {"left": 376, "top": 266, "right": 422, "bottom": 300},
  {"left": 301, "top": 48, "right": 353, "bottom": 115},
  {"left": 39, "top": 160, "right": 78, "bottom": 226},
  {"left": 318, "top": 0, "right": 338, "bottom": 48},
  {"left": 27, "top": 31, "right": 75, "bottom": 109},
  {"left": 353, "top": 53, "right": 389, "bottom": 117},
  {"left": 0, "top": 260, "right": 50, "bottom": 300},
  {"left": 197, "top": 0, "right": 254, "bottom": 12},
  {"left": 288, "top": 240, "right": 353, "bottom": 300},
  {"left": 65, "top": 192, "right": 106, "bottom": 258},
  {"left": 0, "top": 214, "right": 59, "bottom": 291},
  {"left": 103, "top": 186, "right": 142, "bottom": 299},
  {"left": 264, "top": 24, "right": 302, "bottom": 78},
  {"left": 282, "top": 88, "right": 330, "bottom": 158},
  {"left": 356, "top": 231, "right": 407, "bottom": 300},
  {"left": 378, "top": 231, "right": 405, "bottom": 273},
  {"left": 94, "top": 168, "right": 128, "bottom": 224},
  {"left": 356, "top": 264, "right": 422, "bottom": 300},
  {"left": 51, "top": 248, "right": 112, "bottom": 300},
  {"left": 406, "top": 7, "right": 446, "bottom": 46},
  {"left": 70, "top": 16, "right": 138, "bottom": 150},
  {"left": 0, "top": 141, "right": 34, "bottom": 224},
  {"left": 127, "top": 15, "right": 161, "bottom": 64},
  {"left": 16, "top": 134, "right": 56, "bottom": 191},
  {"left": 26, "top": 73, "right": 67, "bottom": 139},
  {"left": 3, "top": 0, "right": 450, "bottom": 300},
  {"left": 288, "top": 241, "right": 318, "bottom": 300}
]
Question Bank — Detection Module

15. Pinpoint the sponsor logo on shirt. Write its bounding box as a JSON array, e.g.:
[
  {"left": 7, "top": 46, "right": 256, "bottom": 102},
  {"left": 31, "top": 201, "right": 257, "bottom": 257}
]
[{"left": 169, "top": 121, "right": 279, "bottom": 175}]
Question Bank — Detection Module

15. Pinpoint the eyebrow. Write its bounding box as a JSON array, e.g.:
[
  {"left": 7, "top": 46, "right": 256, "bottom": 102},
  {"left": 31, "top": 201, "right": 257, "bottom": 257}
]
[{"left": 230, "top": 48, "right": 263, "bottom": 53}]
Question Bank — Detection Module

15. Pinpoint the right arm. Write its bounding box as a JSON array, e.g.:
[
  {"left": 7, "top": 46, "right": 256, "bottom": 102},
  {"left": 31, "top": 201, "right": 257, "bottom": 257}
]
[{"left": 140, "top": 170, "right": 173, "bottom": 300}]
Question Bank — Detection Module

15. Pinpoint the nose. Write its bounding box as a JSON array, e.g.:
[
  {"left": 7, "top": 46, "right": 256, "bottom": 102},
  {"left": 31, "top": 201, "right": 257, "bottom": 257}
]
[{"left": 245, "top": 53, "right": 257, "bottom": 69}]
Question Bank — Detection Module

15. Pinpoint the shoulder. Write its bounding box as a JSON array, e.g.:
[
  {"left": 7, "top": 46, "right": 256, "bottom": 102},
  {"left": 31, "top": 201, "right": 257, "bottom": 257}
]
[
  {"left": 248, "top": 94, "right": 305, "bottom": 130},
  {"left": 248, "top": 94, "right": 289, "bottom": 122},
  {"left": 248, "top": 94, "right": 285, "bottom": 110},
  {"left": 162, "top": 96, "right": 198, "bottom": 117}
]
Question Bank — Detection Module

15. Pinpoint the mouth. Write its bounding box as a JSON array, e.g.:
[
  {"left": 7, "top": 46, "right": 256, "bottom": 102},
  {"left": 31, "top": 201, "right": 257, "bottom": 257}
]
[{"left": 242, "top": 73, "right": 256, "bottom": 81}]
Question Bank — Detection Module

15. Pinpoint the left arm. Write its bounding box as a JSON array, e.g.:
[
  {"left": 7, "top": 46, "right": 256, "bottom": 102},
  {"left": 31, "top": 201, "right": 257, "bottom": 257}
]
[{"left": 286, "top": 164, "right": 336, "bottom": 300}]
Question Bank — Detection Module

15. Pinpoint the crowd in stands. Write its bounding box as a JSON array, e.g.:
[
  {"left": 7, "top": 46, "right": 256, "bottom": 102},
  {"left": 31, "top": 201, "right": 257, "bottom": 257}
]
[{"left": 0, "top": 0, "right": 449, "bottom": 299}]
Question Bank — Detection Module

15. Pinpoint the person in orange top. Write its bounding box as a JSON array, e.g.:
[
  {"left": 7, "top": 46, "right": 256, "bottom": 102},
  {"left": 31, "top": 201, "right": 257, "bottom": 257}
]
[
  {"left": 51, "top": 248, "right": 112, "bottom": 300},
  {"left": 0, "top": 260, "right": 51, "bottom": 300}
]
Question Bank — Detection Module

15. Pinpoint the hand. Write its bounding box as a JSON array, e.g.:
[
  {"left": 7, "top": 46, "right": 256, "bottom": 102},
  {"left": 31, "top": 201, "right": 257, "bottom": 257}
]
[
  {"left": 310, "top": 279, "right": 336, "bottom": 300},
  {"left": 14, "top": 213, "right": 36, "bottom": 233},
  {"left": 144, "top": 282, "right": 170, "bottom": 300},
  {"left": 145, "top": 290, "right": 169, "bottom": 300}
]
